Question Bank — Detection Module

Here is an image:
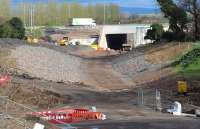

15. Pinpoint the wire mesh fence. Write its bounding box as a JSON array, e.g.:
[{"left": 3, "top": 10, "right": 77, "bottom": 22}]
[
  {"left": 134, "top": 86, "right": 200, "bottom": 114},
  {"left": 134, "top": 87, "right": 172, "bottom": 112}
]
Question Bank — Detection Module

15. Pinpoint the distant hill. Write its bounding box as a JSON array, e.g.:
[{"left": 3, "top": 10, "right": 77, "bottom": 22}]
[{"left": 120, "top": 7, "right": 160, "bottom": 14}]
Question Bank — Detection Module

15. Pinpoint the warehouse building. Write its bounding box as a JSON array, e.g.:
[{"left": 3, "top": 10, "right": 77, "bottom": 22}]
[{"left": 98, "top": 24, "right": 152, "bottom": 50}]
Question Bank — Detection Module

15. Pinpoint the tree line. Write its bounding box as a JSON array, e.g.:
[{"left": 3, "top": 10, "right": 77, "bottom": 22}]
[{"left": 0, "top": 0, "right": 121, "bottom": 26}]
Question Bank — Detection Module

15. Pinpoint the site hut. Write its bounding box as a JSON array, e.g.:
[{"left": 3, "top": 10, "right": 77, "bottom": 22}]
[{"left": 98, "top": 24, "right": 152, "bottom": 50}]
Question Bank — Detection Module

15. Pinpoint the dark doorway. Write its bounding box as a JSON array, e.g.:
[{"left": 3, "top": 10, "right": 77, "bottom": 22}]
[{"left": 106, "top": 34, "right": 127, "bottom": 50}]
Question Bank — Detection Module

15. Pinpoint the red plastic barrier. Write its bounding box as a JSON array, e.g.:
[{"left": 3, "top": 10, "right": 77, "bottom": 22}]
[
  {"left": 29, "top": 108, "right": 106, "bottom": 124},
  {"left": 0, "top": 75, "right": 11, "bottom": 85}
]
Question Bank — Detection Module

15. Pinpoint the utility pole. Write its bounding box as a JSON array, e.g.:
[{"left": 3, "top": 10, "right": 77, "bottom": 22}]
[
  {"left": 68, "top": 4, "right": 71, "bottom": 18},
  {"left": 28, "top": 6, "right": 30, "bottom": 31},
  {"left": 22, "top": 0, "right": 26, "bottom": 27},
  {"left": 118, "top": 1, "right": 121, "bottom": 24},
  {"left": 29, "top": 3, "right": 35, "bottom": 34},
  {"left": 30, "top": 5, "right": 33, "bottom": 33},
  {"left": 68, "top": 4, "right": 71, "bottom": 25},
  {"left": 103, "top": 1, "right": 106, "bottom": 25}
]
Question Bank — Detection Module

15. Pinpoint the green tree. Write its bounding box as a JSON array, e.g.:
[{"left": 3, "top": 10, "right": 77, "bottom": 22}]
[
  {"left": 0, "top": 17, "right": 25, "bottom": 39},
  {"left": 0, "top": 23, "right": 13, "bottom": 38},
  {"left": 9, "top": 17, "right": 25, "bottom": 39},
  {"left": 145, "top": 23, "right": 164, "bottom": 42},
  {"left": 157, "top": 0, "right": 188, "bottom": 34}
]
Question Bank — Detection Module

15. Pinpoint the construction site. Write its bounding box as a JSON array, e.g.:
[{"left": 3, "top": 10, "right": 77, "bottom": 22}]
[
  {"left": 0, "top": 30, "right": 200, "bottom": 129},
  {"left": 0, "top": 0, "right": 200, "bottom": 129}
]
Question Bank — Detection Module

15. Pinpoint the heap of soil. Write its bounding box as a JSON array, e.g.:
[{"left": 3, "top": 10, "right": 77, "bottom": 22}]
[{"left": 0, "top": 84, "right": 71, "bottom": 109}]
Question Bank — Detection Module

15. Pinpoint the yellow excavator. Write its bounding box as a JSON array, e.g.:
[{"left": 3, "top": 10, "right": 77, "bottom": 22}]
[
  {"left": 26, "top": 35, "right": 39, "bottom": 44},
  {"left": 58, "top": 37, "right": 69, "bottom": 46}
]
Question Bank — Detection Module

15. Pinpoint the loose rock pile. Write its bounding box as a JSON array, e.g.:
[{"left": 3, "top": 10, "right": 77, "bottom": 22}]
[
  {"left": 111, "top": 50, "right": 155, "bottom": 77},
  {"left": 11, "top": 45, "right": 83, "bottom": 83}
]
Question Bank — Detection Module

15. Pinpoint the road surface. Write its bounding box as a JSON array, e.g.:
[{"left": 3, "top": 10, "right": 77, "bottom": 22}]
[{"left": 60, "top": 117, "right": 200, "bottom": 129}]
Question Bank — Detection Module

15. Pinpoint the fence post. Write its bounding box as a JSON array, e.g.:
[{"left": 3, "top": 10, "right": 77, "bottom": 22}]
[
  {"left": 137, "top": 88, "right": 144, "bottom": 107},
  {"left": 24, "top": 120, "right": 26, "bottom": 129},
  {"left": 4, "top": 97, "right": 8, "bottom": 129},
  {"left": 5, "top": 98, "right": 8, "bottom": 116},
  {"left": 156, "top": 89, "right": 162, "bottom": 112}
]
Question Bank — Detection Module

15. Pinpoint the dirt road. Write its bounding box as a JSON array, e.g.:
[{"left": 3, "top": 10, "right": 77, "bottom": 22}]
[
  {"left": 70, "top": 117, "right": 200, "bottom": 129},
  {"left": 81, "top": 59, "right": 134, "bottom": 91}
]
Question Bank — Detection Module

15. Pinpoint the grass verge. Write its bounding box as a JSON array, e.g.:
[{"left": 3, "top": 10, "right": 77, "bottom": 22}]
[{"left": 175, "top": 41, "right": 200, "bottom": 78}]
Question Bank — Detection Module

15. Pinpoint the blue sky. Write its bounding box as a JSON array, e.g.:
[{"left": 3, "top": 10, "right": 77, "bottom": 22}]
[{"left": 12, "top": 0, "right": 158, "bottom": 8}]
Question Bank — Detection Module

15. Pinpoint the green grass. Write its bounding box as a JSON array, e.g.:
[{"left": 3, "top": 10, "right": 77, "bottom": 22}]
[
  {"left": 176, "top": 60, "right": 200, "bottom": 75},
  {"left": 175, "top": 41, "right": 200, "bottom": 78}
]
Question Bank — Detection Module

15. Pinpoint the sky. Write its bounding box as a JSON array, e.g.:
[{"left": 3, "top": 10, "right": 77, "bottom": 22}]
[{"left": 12, "top": 0, "right": 158, "bottom": 8}]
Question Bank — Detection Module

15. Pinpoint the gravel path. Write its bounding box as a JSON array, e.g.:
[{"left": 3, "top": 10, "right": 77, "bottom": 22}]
[{"left": 11, "top": 45, "right": 83, "bottom": 83}]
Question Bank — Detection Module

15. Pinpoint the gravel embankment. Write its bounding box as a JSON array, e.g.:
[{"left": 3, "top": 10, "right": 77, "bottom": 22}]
[
  {"left": 111, "top": 50, "right": 157, "bottom": 77},
  {"left": 10, "top": 45, "right": 83, "bottom": 83},
  {"left": 0, "top": 38, "right": 25, "bottom": 49}
]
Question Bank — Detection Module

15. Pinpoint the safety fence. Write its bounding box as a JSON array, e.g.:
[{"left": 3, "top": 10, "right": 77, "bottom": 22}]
[
  {"left": 0, "top": 96, "right": 76, "bottom": 129},
  {"left": 134, "top": 87, "right": 197, "bottom": 113},
  {"left": 134, "top": 88, "right": 172, "bottom": 112}
]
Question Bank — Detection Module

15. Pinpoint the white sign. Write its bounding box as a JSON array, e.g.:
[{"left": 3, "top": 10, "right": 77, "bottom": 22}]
[{"left": 33, "top": 123, "right": 45, "bottom": 129}]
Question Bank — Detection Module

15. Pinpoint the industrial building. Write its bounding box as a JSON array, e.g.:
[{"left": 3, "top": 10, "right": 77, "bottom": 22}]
[
  {"left": 54, "top": 24, "right": 168, "bottom": 50},
  {"left": 98, "top": 24, "right": 152, "bottom": 50}
]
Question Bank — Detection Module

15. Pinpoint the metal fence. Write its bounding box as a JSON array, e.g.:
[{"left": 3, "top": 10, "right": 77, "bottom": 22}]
[
  {"left": 134, "top": 86, "right": 199, "bottom": 113},
  {"left": 135, "top": 88, "right": 168, "bottom": 112}
]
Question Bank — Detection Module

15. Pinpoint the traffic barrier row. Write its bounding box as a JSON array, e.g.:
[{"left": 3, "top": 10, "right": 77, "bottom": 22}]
[{"left": 28, "top": 108, "right": 106, "bottom": 124}]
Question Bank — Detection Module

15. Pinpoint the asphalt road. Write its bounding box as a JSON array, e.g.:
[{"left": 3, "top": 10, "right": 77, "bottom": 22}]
[{"left": 59, "top": 117, "right": 200, "bottom": 129}]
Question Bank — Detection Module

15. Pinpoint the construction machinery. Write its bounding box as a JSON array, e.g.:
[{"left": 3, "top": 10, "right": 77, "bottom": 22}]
[
  {"left": 90, "top": 44, "right": 98, "bottom": 50},
  {"left": 57, "top": 37, "right": 69, "bottom": 46},
  {"left": 26, "top": 35, "right": 39, "bottom": 44}
]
